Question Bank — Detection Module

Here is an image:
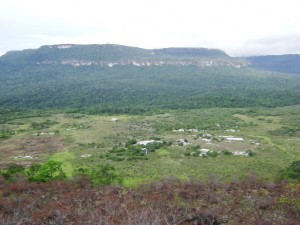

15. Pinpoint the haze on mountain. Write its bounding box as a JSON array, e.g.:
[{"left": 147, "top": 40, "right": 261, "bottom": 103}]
[{"left": 1, "top": 0, "right": 300, "bottom": 56}]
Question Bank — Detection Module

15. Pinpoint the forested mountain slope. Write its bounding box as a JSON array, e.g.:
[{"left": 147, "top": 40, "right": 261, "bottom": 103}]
[{"left": 0, "top": 44, "right": 299, "bottom": 113}]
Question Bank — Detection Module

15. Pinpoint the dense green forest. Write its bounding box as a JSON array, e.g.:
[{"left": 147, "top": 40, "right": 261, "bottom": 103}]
[{"left": 0, "top": 44, "right": 299, "bottom": 114}]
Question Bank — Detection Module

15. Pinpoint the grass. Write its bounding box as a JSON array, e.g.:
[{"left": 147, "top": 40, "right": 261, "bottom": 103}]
[
  {"left": 50, "top": 151, "right": 75, "bottom": 177},
  {"left": 0, "top": 106, "right": 299, "bottom": 185},
  {"left": 156, "top": 149, "right": 170, "bottom": 157}
]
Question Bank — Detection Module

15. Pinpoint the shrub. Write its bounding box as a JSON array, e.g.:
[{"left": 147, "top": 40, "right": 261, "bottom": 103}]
[
  {"left": 0, "top": 130, "right": 14, "bottom": 140},
  {"left": 187, "top": 145, "right": 200, "bottom": 151},
  {"left": 247, "top": 150, "right": 256, "bottom": 157},
  {"left": 207, "top": 151, "right": 219, "bottom": 158},
  {"left": 26, "top": 163, "right": 42, "bottom": 178},
  {"left": 31, "top": 120, "right": 58, "bottom": 130},
  {"left": 91, "top": 164, "right": 121, "bottom": 186},
  {"left": 29, "top": 160, "right": 66, "bottom": 182},
  {"left": 146, "top": 142, "right": 163, "bottom": 152},
  {"left": 184, "top": 152, "right": 192, "bottom": 156},
  {"left": 282, "top": 160, "right": 300, "bottom": 181},
  {"left": 221, "top": 150, "right": 232, "bottom": 156},
  {"left": 125, "top": 139, "right": 137, "bottom": 147},
  {"left": 1, "top": 164, "right": 25, "bottom": 180},
  {"left": 108, "top": 156, "right": 125, "bottom": 161}
]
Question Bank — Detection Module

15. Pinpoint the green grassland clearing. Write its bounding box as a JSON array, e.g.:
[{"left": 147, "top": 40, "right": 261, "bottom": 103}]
[{"left": 0, "top": 106, "right": 299, "bottom": 186}]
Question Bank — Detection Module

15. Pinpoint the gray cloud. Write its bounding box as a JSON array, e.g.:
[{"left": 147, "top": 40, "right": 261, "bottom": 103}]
[
  {"left": 229, "top": 34, "right": 300, "bottom": 56},
  {"left": 1, "top": 0, "right": 300, "bottom": 57}
]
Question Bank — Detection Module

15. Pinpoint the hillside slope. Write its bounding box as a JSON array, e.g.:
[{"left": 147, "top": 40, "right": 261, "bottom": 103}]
[{"left": 0, "top": 44, "right": 299, "bottom": 113}]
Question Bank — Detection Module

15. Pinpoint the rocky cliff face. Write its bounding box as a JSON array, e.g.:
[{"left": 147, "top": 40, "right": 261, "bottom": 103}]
[
  {"left": 36, "top": 58, "right": 249, "bottom": 68},
  {"left": 1, "top": 44, "right": 248, "bottom": 68}
]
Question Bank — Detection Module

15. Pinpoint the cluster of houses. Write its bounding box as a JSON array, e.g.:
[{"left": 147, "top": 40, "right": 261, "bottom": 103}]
[
  {"left": 192, "top": 148, "right": 250, "bottom": 157},
  {"left": 33, "top": 132, "right": 56, "bottom": 136},
  {"left": 173, "top": 128, "right": 199, "bottom": 133},
  {"left": 136, "top": 140, "right": 162, "bottom": 145},
  {"left": 220, "top": 136, "right": 244, "bottom": 141},
  {"left": 171, "top": 128, "right": 252, "bottom": 157},
  {"left": 66, "top": 128, "right": 77, "bottom": 132},
  {"left": 14, "top": 155, "right": 37, "bottom": 160},
  {"left": 76, "top": 119, "right": 253, "bottom": 161}
]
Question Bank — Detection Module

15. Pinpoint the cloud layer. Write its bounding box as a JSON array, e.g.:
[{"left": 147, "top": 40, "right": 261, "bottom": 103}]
[{"left": 0, "top": 0, "right": 299, "bottom": 56}]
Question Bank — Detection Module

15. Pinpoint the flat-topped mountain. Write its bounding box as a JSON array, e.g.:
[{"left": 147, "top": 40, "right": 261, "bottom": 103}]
[
  {"left": 1, "top": 44, "right": 229, "bottom": 61},
  {"left": 2, "top": 44, "right": 300, "bottom": 73},
  {"left": 1, "top": 44, "right": 155, "bottom": 62},
  {"left": 0, "top": 44, "right": 299, "bottom": 112},
  {"left": 0, "top": 44, "right": 247, "bottom": 68}
]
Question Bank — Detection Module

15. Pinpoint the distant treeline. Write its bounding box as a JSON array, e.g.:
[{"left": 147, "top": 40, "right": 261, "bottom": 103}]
[{"left": 0, "top": 64, "right": 299, "bottom": 114}]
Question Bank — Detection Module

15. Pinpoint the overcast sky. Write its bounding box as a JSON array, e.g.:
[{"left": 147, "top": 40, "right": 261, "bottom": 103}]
[{"left": 1, "top": 0, "right": 300, "bottom": 56}]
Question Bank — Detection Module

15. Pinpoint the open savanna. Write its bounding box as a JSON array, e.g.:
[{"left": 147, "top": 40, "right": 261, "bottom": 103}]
[{"left": 0, "top": 106, "right": 299, "bottom": 187}]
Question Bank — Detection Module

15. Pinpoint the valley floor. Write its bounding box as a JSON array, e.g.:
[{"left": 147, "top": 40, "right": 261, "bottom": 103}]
[{"left": 0, "top": 106, "right": 299, "bottom": 185}]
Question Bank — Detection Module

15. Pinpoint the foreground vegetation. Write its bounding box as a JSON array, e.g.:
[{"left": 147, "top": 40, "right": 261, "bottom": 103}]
[{"left": 0, "top": 177, "right": 299, "bottom": 224}]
